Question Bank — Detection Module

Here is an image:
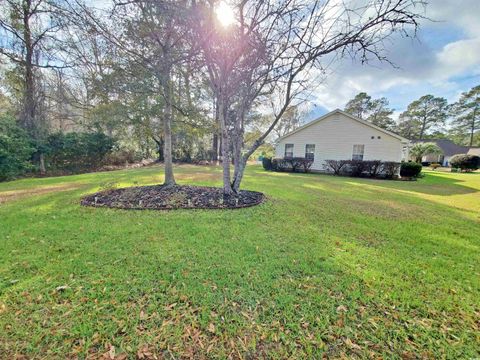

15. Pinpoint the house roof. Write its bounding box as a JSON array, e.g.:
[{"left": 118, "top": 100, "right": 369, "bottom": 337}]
[
  {"left": 276, "top": 109, "right": 409, "bottom": 142},
  {"left": 467, "top": 147, "right": 480, "bottom": 156},
  {"left": 411, "top": 139, "right": 469, "bottom": 157}
]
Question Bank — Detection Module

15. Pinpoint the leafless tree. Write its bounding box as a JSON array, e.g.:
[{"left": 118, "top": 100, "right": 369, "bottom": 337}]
[{"left": 194, "top": 0, "right": 425, "bottom": 194}]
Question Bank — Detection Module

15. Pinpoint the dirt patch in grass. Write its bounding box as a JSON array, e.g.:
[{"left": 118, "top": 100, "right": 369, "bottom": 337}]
[
  {"left": 0, "top": 184, "right": 81, "bottom": 204},
  {"left": 81, "top": 185, "right": 264, "bottom": 210}
]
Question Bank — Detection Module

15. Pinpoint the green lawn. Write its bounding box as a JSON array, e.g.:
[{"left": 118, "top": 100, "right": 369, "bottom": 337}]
[{"left": 1, "top": 165, "right": 479, "bottom": 359}]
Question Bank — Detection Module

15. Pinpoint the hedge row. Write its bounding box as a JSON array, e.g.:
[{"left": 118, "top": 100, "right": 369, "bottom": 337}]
[
  {"left": 262, "top": 157, "right": 313, "bottom": 173},
  {"left": 263, "top": 157, "right": 422, "bottom": 179},
  {"left": 323, "top": 159, "right": 404, "bottom": 179}
]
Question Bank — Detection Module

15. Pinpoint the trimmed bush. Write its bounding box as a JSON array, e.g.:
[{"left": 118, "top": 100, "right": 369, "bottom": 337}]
[
  {"left": 400, "top": 162, "right": 422, "bottom": 178},
  {"left": 262, "top": 157, "right": 273, "bottom": 170},
  {"left": 345, "top": 160, "right": 368, "bottom": 177},
  {"left": 323, "top": 160, "right": 349, "bottom": 175},
  {"left": 271, "top": 157, "right": 313, "bottom": 173},
  {"left": 382, "top": 162, "right": 401, "bottom": 179},
  {"left": 449, "top": 154, "right": 480, "bottom": 172},
  {"left": 289, "top": 157, "right": 314, "bottom": 173},
  {"left": 364, "top": 160, "right": 382, "bottom": 177},
  {"left": 0, "top": 115, "right": 34, "bottom": 181}
]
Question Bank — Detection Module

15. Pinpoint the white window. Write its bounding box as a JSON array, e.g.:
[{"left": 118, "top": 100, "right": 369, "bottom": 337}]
[
  {"left": 352, "top": 144, "right": 365, "bottom": 160},
  {"left": 305, "top": 144, "right": 315, "bottom": 160},
  {"left": 285, "top": 144, "right": 294, "bottom": 158}
]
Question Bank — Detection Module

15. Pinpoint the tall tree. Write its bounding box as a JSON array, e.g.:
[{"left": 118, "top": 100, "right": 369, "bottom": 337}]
[
  {"left": 450, "top": 85, "right": 479, "bottom": 146},
  {"left": 0, "top": 0, "right": 68, "bottom": 172},
  {"left": 273, "top": 105, "right": 306, "bottom": 139},
  {"left": 344, "top": 92, "right": 371, "bottom": 119},
  {"left": 66, "top": 0, "right": 195, "bottom": 186},
  {"left": 195, "top": 0, "right": 423, "bottom": 194},
  {"left": 344, "top": 92, "right": 395, "bottom": 130},
  {"left": 398, "top": 95, "right": 448, "bottom": 140}
]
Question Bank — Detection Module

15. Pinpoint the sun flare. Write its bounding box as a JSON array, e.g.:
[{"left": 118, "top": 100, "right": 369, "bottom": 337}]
[{"left": 215, "top": 1, "right": 235, "bottom": 27}]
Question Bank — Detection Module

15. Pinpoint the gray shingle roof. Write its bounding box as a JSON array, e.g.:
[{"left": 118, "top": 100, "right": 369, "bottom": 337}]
[{"left": 412, "top": 139, "right": 469, "bottom": 157}]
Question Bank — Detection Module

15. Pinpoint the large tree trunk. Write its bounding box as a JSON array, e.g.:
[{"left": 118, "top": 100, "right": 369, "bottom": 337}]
[
  {"left": 470, "top": 107, "right": 477, "bottom": 147},
  {"left": 218, "top": 95, "right": 233, "bottom": 195},
  {"left": 232, "top": 155, "right": 248, "bottom": 193},
  {"left": 161, "top": 71, "right": 176, "bottom": 186},
  {"left": 153, "top": 136, "right": 164, "bottom": 162},
  {"left": 21, "top": 3, "right": 36, "bottom": 136},
  {"left": 231, "top": 110, "right": 246, "bottom": 193},
  {"left": 212, "top": 133, "right": 218, "bottom": 162}
]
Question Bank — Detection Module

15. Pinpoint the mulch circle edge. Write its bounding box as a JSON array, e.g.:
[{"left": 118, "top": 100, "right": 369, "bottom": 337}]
[{"left": 80, "top": 184, "right": 265, "bottom": 211}]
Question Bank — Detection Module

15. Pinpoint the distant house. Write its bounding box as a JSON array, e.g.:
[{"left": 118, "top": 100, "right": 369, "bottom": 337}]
[
  {"left": 467, "top": 147, "right": 480, "bottom": 156},
  {"left": 274, "top": 109, "right": 409, "bottom": 172},
  {"left": 411, "top": 139, "right": 473, "bottom": 166}
]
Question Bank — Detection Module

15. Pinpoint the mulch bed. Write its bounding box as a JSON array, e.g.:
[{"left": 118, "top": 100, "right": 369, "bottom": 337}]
[{"left": 81, "top": 184, "right": 265, "bottom": 210}]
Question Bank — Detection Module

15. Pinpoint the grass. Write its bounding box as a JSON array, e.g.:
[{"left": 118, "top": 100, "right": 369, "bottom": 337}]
[{"left": 0, "top": 164, "right": 479, "bottom": 359}]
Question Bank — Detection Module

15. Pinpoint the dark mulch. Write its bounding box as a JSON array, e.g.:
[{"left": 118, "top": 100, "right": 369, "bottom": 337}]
[{"left": 81, "top": 184, "right": 265, "bottom": 210}]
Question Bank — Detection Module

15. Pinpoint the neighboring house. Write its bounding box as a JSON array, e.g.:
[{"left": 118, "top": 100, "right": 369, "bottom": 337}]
[
  {"left": 467, "top": 147, "right": 480, "bottom": 156},
  {"left": 411, "top": 139, "right": 471, "bottom": 166},
  {"left": 274, "top": 109, "right": 409, "bottom": 172}
]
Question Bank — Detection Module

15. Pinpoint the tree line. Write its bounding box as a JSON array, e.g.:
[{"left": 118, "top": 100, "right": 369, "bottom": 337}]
[
  {"left": 343, "top": 87, "right": 479, "bottom": 146},
  {"left": 1, "top": 0, "right": 426, "bottom": 193}
]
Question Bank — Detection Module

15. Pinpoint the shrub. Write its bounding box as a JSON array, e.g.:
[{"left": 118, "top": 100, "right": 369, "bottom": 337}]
[
  {"left": 323, "top": 160, "right": 348, "bottom": 175},
  {"left": 0, "top": 115, "right": 34, "bottom": 181},
  {"left": 45, "top": 132, "right": 115, "bottom": 173},
  {"left": 272, "top": 158, "right": 290, "bottom": 171},
  {"left": 104, "top": 149, "right": 138, "bottom": 166},
  {"left": 400, "top": 162, "right": 422, "bottom": 178},
  {"left": 364, "top": 160, "right": 382, "bottom": 177},
  {"left": 262, "top": 157, "right": 273, "bottom": 171},
  {"left": 382, "top": 162, "right": 401, "bottom": 179},
  {"left": 289, "top": 157, "right": 314, "bottom": 173},
  {"left": 449, "top": 154, "right": 480, "bottom": 172},
  {"left": 271, "top": 157, "right": 313, "bottom": 173},
  {"left": 430, "top": 163, "right": 441, "bottom": 170},
  {"left": 345, "top": 160, "right": 368, "bottom": 177}
]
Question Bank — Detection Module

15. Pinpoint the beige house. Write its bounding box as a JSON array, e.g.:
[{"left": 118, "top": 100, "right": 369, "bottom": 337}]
[
  {"left": 467, "top": 147, "right": 480, "bottom": 156},
  {"left": 275, "top": 109, "right": 409, "bottom": 172}
]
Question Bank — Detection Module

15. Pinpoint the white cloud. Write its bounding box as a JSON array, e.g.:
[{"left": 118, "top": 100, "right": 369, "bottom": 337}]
[
  {"left": 436, "top": 38, "right": 480, "bottom": 75},
  {"left": 308, "top": 1, "right": 480, "bottom": 117}
]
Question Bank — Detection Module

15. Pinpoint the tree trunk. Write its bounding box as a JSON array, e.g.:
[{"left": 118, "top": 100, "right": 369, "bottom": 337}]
[
  {"left": 218, "top": 95, "right": 233, "bottom": 195},
  {"left": 153, "top": 136, "right": 164, "bottom": 162},
  {"left": 39, "top": 152, "right": 46, "bottom": 175},
  {"left": 232, "top": 155, "right": 248, "bottom": 193},
  {"left": 161, "top": 71, "right": 175, "bottom": 186},
  {"left": 470, "top": 107, "right": 477, "bottom": 147},
  {"left": 212, "top": 133, "right": 218, "bottom": 162},
  {"left": 21, "top": 2, "right": 36, "bottom": 136},
  {"left": 419, "top": 116, "right": 426, "bottom": 140},
  {"left": 231, "top": 110, "right": 246, "bottom": 193}
]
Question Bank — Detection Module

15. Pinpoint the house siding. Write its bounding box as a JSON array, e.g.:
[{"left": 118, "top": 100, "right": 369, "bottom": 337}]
[{"left": 275, "top": 112, "right": 405, "bottom": 171}]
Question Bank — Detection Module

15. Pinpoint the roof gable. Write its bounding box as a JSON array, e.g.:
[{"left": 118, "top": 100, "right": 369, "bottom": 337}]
[{"left": 277, "top": 109, "right": 408, "bottom": 142}]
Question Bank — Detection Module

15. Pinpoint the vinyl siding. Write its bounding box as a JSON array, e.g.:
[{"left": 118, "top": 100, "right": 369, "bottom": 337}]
[{"left": 275, "top": 112, "right": 404, "bottom": 171}]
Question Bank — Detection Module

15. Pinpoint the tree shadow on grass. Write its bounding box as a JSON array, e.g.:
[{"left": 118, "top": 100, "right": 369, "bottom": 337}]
[{"left": 260, "top": 168, "right": 480, "bottom": 197}]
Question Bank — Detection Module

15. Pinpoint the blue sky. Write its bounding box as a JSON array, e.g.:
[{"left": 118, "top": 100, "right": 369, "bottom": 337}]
[{"left": 307, "top": 0, "right": 480, "bottom": 122}]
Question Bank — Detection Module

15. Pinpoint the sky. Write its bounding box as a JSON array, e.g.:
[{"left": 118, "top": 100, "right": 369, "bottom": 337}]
[{"left": 307, "top": 0, "right": 480, "bottom": 122}]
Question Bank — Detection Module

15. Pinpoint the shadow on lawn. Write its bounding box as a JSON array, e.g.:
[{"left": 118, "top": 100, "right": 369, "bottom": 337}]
[{"left": 256, "top": 168, "right": 480, "bottom": 197}]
